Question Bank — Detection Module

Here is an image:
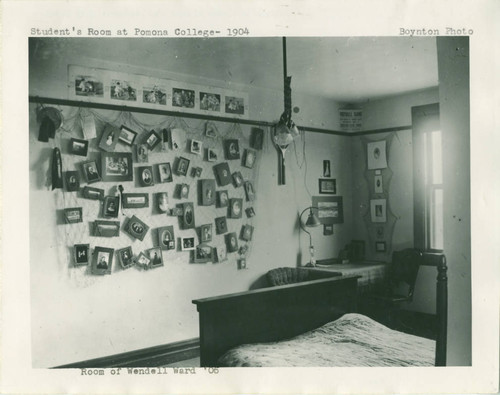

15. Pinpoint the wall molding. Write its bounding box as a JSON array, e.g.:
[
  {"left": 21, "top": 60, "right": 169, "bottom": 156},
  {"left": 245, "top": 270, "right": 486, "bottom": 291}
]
[{"left": 54, "top": 338, "right": 199, "bottom": 368}]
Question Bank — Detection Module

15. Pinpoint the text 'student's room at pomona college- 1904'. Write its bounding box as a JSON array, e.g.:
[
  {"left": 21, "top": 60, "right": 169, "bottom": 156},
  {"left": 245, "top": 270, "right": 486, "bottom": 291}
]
[{"left": 29, "top": 36, "right": 470, "bottom": 368}]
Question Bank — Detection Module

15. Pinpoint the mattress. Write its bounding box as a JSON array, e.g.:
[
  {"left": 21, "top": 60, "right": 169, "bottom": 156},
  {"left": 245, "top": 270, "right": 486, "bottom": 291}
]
[{"left": 219, "top": 313, "right": 435, "bottom": 367}]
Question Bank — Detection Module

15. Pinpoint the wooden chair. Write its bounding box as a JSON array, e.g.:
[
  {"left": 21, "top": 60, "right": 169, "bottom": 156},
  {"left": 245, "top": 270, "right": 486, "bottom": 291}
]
[{"left": 363, "top": 248, "right": 423, "bottom": 328}]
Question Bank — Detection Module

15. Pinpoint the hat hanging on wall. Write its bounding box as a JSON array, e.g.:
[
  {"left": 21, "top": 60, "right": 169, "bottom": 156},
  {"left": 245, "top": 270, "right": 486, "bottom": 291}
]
[
  {"left": 38, "top": 107, "right": 62, "bottom": 142},
  {"left": 273, "top": 37, "right": 300, "bottom": 186}
]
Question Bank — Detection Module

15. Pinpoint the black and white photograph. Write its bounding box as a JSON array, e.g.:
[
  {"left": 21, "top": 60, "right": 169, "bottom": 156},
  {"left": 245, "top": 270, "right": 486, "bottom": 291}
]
[
  {"left": 75, "top": 75, "right": 103, "bottom": 97},
  {"left": 69, "top": 138, "right": 89, "bottom": 156},
  {"left": 73, "top": 244, "right": 89, "bottom": 266},
  {"left": 65, "top": 171, "right": 80, "bottom": 192},
  {"left": 63, "top": 207, "right": 82, "bottom": 224},
  {"left": 21, "top": 18, "right": 492, "bottom": 394}
]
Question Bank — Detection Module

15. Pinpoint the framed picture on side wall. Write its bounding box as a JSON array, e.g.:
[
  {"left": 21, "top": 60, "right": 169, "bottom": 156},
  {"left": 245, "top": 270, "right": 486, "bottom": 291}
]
[
  {"left": 101, "top": 152, "right": 133, "bottom": 182},
  {"left": 370, "top": 199, "right": 387, "bottom": 223},
  {"left": 319, "top": 178, "right": 336, "bottom": 194}
]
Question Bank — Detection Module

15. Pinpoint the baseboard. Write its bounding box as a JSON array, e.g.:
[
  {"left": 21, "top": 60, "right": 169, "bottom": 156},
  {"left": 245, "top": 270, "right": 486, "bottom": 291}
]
[{"left": 54, "top": 338, "right": 200, "bottom": 368}]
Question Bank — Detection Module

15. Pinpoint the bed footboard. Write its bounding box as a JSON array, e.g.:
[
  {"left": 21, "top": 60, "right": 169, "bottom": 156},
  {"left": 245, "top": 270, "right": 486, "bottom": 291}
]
[{"left": 193, "top": 274, "right": 360, "bottom": 367}]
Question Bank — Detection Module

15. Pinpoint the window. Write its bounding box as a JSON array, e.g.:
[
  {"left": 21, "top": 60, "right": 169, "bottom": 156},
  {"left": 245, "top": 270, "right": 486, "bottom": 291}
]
[{"left": 412, "top": 103, "right": 443, "bottom": 250}]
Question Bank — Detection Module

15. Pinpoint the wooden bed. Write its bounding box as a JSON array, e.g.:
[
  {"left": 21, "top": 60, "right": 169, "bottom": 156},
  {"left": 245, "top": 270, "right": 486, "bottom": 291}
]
[{"left": 192, "top": 252, "right": 447, "bottom": 367}]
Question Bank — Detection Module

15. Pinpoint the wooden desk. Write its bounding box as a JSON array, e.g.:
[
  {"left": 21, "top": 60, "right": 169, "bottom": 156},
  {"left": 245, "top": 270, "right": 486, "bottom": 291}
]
[{"left": 308, "top": 261, "right": 387, "bottom": 293}]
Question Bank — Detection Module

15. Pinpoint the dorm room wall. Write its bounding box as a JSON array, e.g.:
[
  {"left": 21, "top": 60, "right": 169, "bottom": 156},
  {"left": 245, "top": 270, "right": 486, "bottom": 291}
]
[{"left": 29, "top": 40, "right": 352, "bottom": 367}]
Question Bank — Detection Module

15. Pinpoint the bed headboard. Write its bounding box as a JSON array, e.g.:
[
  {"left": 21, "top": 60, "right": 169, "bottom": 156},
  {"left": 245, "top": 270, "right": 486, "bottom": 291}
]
[{"left": 192, "top": 274, "right": 360, "bottom": 367}]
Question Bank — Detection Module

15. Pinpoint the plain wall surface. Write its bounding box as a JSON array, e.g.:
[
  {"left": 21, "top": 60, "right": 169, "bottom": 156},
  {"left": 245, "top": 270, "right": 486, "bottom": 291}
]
[{"left": 29, "top": 38, "right": 351, "bottom": 367}]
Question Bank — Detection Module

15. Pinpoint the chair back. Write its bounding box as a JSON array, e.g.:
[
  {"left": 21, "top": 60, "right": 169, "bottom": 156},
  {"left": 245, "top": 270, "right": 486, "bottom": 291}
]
[{"left": 389, "top": 248, "right": 423, "bottom": 300}]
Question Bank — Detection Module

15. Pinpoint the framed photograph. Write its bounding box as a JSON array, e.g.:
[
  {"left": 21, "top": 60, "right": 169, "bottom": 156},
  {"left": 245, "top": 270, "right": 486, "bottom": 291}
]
[
  {"left": 92, "top": 247, "right": 114, "bottom": 275},
  {"left": 245, "top": 207, "right": 256, "bottom": 218},
  {"left": 181, "top": 237, "right": 195, "bottom": 251},
  {"left": 238, "top": 258, "right": 247, "bottom": 270},
  {"left": 323, "top": 160, "right": 331, "bottom": 177},
  {"left": 225, "top": 96, "right": 245, "bottom": 115},
  {"left": 82, "top": 160, "right": 101, "bottom": 184},
  {"left": 101, "top": 152, "right": 133, "bottom": 182},
  {"left": 144, "top": 129, "right": 161, "bottom": 150},
  {"left": 244, "top": 181, "right": 255, "bottom": 202},
  {"left": 69, "top": 138, "right": 89, "bottom": 156},
  {"left": 229, "top": 198, "right": 243, "bottom": 219},
  {"left": 118, "top": 125, "right": 138, "bottom": 146},
  {"left": 158, "top": 225, "right": 175, "bottom": 251},
  {"left": 194, "top": 243, "right": 213, "bottom": 263},
  {"left": 312, "top": 196, "right": 344, "bottom": 224},
  {"left": 111, "top": 79, "right": 137, "bottom": 101},
  {"left": 250, "top": 127, "right": 264, "bottom": 150},
  {"left": 244, "top": 149, "right": 257, "bottom": 169},
  {"left": 147, "top": 247, "right": 163, "bottom": 269},
  {"left": 176, "top": 156, "right": 190, "bottom": 176},
  {"left": 207, "top": 148, "right": 218, "bottom": 162},
  {"left": 375, "top": 241, "right": 387, "bottom": 253},
  {"left": 217, "top": 190, "right": 229, "bottom": 208},
  {"left": 75, "top": 75, "right": 104, "bottom": 97},
  {"left": 239, "top": 244, "right": 248, "bottom": 255},
  {"left": 64, "top": 207, "right": 82, "bottom": 224},
  {"left": 214, "top": 245, "right": 227, "bottom": 263},
  {"left": 122, "top": 193, "right": 149, "bottom": 209},
  {"left": 103, "top": 196, "right": 119, "bottom": 218},
  {"left": 213, "top": 162, "right": 232, "bottom": 186},
  {"left": 224, "top": 139, "right": 240, "bottom": 160},
  {"left": 232, "top": 171, "right": 243, "bottom": 188},
  {"left": 170, "top": 128, "right": 185, "bottom": 151},
  {"left": 157, "top": 192, "right": 168, "bottom": 213},
  {"left": 215, "top": 216, "right": 228, "bottom": 235},
  {"left": 136, "top": 143, "right": 149, "bottom": 163},
  {"left": 117, "top": 246, "right": 134, "bottom": 269},
  {"left": 98, "top": 124, "right": 120, "bottom": 152},
  {"left": 181, "top": 202, "right": 195, "bottom": 229},
  {"left": 240, "top": 225, "right": 254, "bottom": 241},
  {"left": 65, "top": 171, "right": 80, "bottom": 192},
  {"left": 323, "top": 224, "right": 334, "bottom": 235},
  {"left": 74, "top": 244, "right": 90, "bottom": 266},
  {"left": 169, "top": 206, "right": 184, "bottom": 217},
  {"left": 191, "top": 166, "right": 203, "bottom": 178},
  {"left": 200, "top": 224, "right": 213, "bottom": 243},
  {"left": 190, "top": 139, "right": 202, "bottom": 155},
  {"left": 226, "top": 232, "right": 239, "bottom": 252},
  {"left": 205, "top": 121, "right": 218, "bottom": 137},
  {"left": 200, "top": 179, "right": 215, "bottom": 206},
  {"left": 179, "top": 183, "right": 190, "bottom": 199},
  {"left": 370, "top": 199, "right": 387, "bottom": 223},
  {"left": 158, "top": 162, "right": 173, "bottom": 183},
  {"left": 143, "top": 86, "right": 167, "bottom": 105},
  {"left": 94, "top": 220, "right": 120, "bottom": 237},
  {"left": 367, "top": 140, "right": 388, "bottom": 170},
  {"left": 138, "top": 166, "right": 154, "bottom": 187},
  {"left": 172, "top": 87, "right": 195, "bottom": 108},
  {"left": 200, "top": 94, "right": 221, "bottom": 113},
  {"left": 82, "top": 186, "right": 104, "bottom": 200},
  {"left": 319, "top": 178, "right": 337, "bottom": 194},
  {"left": 125, "top": 215, "right": 149, "bottom": 241},
  {"left": 161, "top": 128, "right": 169, "bottom": 151},
  {"left": 136, "top": 252, "right": 151, "bottom": 270},
  {"left": 374, "top": 175, "right": 383, "bottom": 194}
]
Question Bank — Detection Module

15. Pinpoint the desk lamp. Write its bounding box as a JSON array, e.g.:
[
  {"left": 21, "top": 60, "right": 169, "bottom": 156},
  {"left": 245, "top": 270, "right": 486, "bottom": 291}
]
[{"left": 299, "top": 206, "right": 321, "bottom": 267}]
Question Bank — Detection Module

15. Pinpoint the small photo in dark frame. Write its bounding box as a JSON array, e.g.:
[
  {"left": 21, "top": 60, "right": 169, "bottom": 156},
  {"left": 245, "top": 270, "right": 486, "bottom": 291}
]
[
  {"left": 136, "top": 143, "right": 149, "bottom": 163},
  {"left": 118, "top": 125, "right": 138, "bottom": 146},
  {"left": 69, "top": 138, "right": 89, "bottom": 156},
  {"left": 147, "top": 247, "right": 163, "bottom": 269},
  {"left": 238, "top": 258, "right": 247, "bottom": 270},
  {"left": 217, "top": 190, "right": 229, "bottom": 208},
  {"left": 200, "top": 224, "right": 213, "bottom": 243},
  {"left": 215, "top": 216, "right": 228, "bottom": 235},
  {"left": 103, "top": 195, "right": 120, "bottom": 218},
  {"left": 158, "top": 162, "right": 173, "bottom": 183},
  {"left": 125, "top": 215, "right": 149, "bottom": 241},
  {"left": 240, "top": 225, "right": 254, "bottom": 241},
  {"left": 250, "top": 127, "right": 264, "bottom": 150},
  {"left": 136, "top": 252, "right": 151, "bottom": 270},
  {"left": 245, "top": 207, "right": 256, "bottom": 218},
  {"left": 82, "top": 186, "right": 104, "bottom": 200},
  {"left": 82, "top": 160, "right": 101, "bottom": 184},
  {"left": 117, "top": 246, "right": 134, "bottom": 269},
  {"left": 179, "top": 183, "right": 190, "bottom": 199},
  {"left": 323, "top": 224, "right": 334, "bottom": 236},
  {"left": 176, "top": 156, "right": 190, "bottom": 176},
  {"left": 181, "top": 202, "right": 195, "bottom": 229},
  {"left": 92, "top": 246, "right": 114, "bottom": 275},
  {"left": 181, "top": 237, "right": 195, "bottom": 251},
  {"left": 244, "top": 149, "right": 257, "bottom": 169},
  {"left": 158, "top": 225, "right": 175, "bottom": 251},
  {"left": 224, "top": 139, "right": 240, "bottom": 160},
  {"left": 207, "top": 148, "right": 218, "bottom": 162},
  {"left": 229, "top": 198, "right": 243, "bottom": 219},
  {"left": 65, "top": 171, "right": 80, "bottom": 192},
  {"left": 98, "top": 124, "right": 120, "bottom": 152},
  {"left": 122, "top": 193, "right": 149, "bottom": 209},
  {"left": 64, "top": 207, "right": 83, "bottom": 224},
  {"left": 319, "top": 178, "right": 337, "bottom": 194},
  {"left": 375, "top": 241, "right": 387, "bottom": 253},
  {"left": 194, "top": 243, "right": 214, "bottom": 263},
  {"left": 244, "top": 181, "right": 255, "bottom": 202},
  {"left": 200, "top": 179, "right": 215, "bottom": 206},
  {"left": 144, "top": 129, "right": 161, "bottom": 150},
  {"left": 232, "top": 171, "right": 243, "bottom": 188},
  {"left": 74, "top": 244, "right": 90, "bottom": 266},
  {"left": 213, "top": 162, "right": 232, "bottom": 186},
  {"left": 101, "top": 152, "right": 133, "bottom": 182},
  {"left": 226, "top": 232, "right": 239, "bottom": 252},
  {"left": 190, "top": 139, "right": 202, "bottom": 155},
  {"left": 138, "top": 166, "right": 154, "bottom": 187}
]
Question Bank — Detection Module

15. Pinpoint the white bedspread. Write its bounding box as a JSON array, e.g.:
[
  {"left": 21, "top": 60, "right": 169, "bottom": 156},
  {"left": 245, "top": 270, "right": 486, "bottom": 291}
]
[{"left": 219, "top": 313, "right": 435, "bottom": 367}]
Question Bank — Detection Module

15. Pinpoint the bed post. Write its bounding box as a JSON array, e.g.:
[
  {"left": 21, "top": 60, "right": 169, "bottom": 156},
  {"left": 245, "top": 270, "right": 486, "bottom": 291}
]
[{"left": 435, "top": 254, "right": 448, "bottom": 366}]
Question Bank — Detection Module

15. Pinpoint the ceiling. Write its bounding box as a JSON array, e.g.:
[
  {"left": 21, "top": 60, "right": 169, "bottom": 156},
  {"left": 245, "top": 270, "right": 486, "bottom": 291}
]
[{"left": 35, "top": 37, "right": 439, "bottom": 103}]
